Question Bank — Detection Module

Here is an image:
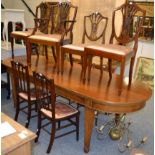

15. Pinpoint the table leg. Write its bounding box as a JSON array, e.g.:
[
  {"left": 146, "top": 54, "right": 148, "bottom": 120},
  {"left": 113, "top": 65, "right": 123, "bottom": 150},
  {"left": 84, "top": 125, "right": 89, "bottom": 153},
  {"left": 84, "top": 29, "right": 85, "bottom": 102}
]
[
  {"left": 84, "top": 106, "right": 94, "bottom": 153},
  {"left": 26, "top": 40, "right": 31, "bottom": 66}
]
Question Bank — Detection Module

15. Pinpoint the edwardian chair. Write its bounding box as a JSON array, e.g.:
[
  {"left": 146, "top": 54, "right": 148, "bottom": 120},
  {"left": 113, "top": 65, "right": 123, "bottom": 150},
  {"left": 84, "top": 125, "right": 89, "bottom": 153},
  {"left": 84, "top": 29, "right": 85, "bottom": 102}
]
[
  {"left": 27, "top": 2, "right": 78, "bottom": 72},
  {"left": 83, "top": 2, "right": 146, "bottom": 94},
  {"left": 61, "top": 12, "right": 108, "bottom": 74},
  {"left": 33, "top": 71, "right": 80, "bottom": 153},
  {"left": 11, "top": 61, "right": 38, "bottom": 128},
  {"left": 10, "top": 2, "right": 51, "bottom": 58}
]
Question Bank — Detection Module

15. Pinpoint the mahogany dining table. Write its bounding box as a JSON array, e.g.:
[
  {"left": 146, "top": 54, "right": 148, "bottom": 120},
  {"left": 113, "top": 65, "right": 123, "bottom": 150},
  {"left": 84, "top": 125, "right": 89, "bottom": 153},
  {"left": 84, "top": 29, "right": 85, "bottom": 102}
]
[{"left": 2, "top": 55, "right": 152, "bottom": 153}]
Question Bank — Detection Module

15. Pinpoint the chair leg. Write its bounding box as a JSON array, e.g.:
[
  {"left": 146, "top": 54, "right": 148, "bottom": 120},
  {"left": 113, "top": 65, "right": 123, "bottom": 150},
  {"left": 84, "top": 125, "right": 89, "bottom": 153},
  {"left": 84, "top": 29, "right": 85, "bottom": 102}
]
[
  {"left": 100, "top": 57, "right": 103, "bottom": 74},
  {"left": 88, "top": 56, "right": 93, "bottom": 81},
  {"left": 47, "top": 122, "right": 56, "bottom": 153},
  {"left": 51, "top": 46, "right": 57, "bottom": 63},
  {"left": 35, "top": 111, "right": 42, "bottom": 142},
  {"left": 76, "top": 113, "right": 80, "bottom": 141},
  {"left": 11, "top": 36, "right": 14, "bottom": 59},
  {"left": 58, "top": 121, "right": 61, "bottom": 128},
  {"left": 45, "top": 45, "right": 48, "bottom": 60},
  {"left": 108, "top": 59, "right": 112, "bottom": 79},
  {"left": 14, "top": 96, "right": 20, "bottom": 121},
  {"left": 25, "top": 103, "right": 32, "bottom": 128},
  {"left": 69, "top": 54, "right": 73, "bottom": 66},
  {"left": 129, "top": 57, "right": 135, "bottom": 85},
  {"left": 61, "top": 49, "right": 65, "bottom": 74}
]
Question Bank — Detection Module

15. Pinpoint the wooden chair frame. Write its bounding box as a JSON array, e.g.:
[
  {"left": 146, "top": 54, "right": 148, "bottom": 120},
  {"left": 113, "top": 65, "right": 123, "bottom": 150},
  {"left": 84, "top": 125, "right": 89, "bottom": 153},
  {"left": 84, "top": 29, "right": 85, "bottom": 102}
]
[
  {"left": 26, "top": 2, "right": 78, "bottom": 73},
  {"left": 61, "top": 12, "right": 108, "bottom": 74},
  {"left": 83, "top": 2, "right": 146, "bottom": 94},
  {"left": 33, "top": 71, "right": 80, "bottom": 153}
]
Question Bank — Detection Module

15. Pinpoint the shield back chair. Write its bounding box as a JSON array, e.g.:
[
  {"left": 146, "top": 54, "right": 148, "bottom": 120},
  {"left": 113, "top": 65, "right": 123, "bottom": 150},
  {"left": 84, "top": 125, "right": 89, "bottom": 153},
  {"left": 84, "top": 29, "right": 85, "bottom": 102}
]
[
  {"left": 83, "top": 2, "right": 146, "bottom": 94},
  {"left": 11, "top": 61, "right": 38, "bottom": 128},
  {"left": 10, "top": 2, "right": 51, "bottom": 58},
  {"left": 33, "top": 71, "right": 80, "bottom": 153},
  {"left": 61, "top": 12, "right": 108, "bottom": 74},
  {"left": 26, "top": 2, "right": 78, "bottom": 73}
]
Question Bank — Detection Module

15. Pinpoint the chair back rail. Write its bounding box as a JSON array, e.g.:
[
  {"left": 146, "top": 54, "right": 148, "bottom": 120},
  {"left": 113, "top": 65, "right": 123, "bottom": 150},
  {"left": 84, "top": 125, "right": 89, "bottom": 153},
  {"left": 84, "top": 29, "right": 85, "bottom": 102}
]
[
  {"left": 11, "top": 61, "right": 31, "bottom": 100},
  {"left": 110, "top": 2, "right": 146, "bottom": 55},
  {"left": 82, "top": 12, "right": 108, "bottom": 44}
]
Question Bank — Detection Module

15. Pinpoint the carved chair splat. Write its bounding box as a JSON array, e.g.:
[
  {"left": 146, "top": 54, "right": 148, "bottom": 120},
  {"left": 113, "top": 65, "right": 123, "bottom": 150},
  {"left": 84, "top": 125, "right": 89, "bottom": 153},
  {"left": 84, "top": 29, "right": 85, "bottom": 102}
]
[{"left": 61, "top": 12, "right": 108, "bottom": 74}]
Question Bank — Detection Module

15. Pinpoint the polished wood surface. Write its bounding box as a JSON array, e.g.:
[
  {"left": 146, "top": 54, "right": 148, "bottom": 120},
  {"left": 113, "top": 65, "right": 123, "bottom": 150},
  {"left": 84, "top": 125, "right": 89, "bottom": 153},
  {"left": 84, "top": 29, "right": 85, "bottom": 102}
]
[
  {"left": 2, "top": 55, "right": 152, "bottom": 152},
  {"left": 1, "top": 112, "right": 36, "bottom": 155}
]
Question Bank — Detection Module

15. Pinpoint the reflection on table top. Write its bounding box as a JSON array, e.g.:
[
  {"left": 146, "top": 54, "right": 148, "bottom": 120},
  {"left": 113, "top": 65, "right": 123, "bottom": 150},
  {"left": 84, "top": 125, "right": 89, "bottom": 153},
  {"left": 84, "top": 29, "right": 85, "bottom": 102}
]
[{"left": 2, "top": 55, "right": 152, "bottom": 113}]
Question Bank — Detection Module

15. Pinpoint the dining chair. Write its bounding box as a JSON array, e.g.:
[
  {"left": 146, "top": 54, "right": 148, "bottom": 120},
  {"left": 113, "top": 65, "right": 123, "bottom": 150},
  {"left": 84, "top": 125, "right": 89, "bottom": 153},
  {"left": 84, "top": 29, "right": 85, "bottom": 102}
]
[
  {"left": 11, "top": 61, "right": 38, "bottom": 128},
  {"left": 10, "top": 2, "right": 51, "bottom": 58},
  {"left": 33, "top": 71, "right": 80, "bottom": 153},
  {"left": 26, "top": 2, "right": 78, "bottom": 73},
  {"left": 83, "top": 2, "right": 146, "bottom": 94},
  {"left": 61, "top": 12, "right": 108, "bottom": 74}
]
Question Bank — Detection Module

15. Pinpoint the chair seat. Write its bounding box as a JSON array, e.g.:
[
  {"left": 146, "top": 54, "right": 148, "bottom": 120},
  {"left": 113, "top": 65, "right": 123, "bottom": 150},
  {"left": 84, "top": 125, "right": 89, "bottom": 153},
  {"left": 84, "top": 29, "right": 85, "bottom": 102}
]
[
  {"left": 11, "top": 29, "right": 34, "bottom": 37},
  {"left": 41, "top": 102, "right": 78, "bottom": 119},
  {"left": 63, "top": 44, "right": 85, "bottom": 52},
  {"left": 18, "top": 88, "right": 37, "bottom": 101},
  {"left": 28, "top": 34, "right": 70, "bottom": 43},
  {"left": 86, "top": 44, "right": 134, "bottom": 56}
]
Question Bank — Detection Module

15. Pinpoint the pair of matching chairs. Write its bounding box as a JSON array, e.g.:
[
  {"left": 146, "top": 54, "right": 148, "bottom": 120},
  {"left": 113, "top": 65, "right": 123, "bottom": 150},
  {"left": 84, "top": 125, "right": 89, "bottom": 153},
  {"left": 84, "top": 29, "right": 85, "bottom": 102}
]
[
  {"left": 11, "top": 2, "right": 78, "bottom": 73},
  {"left": 61, "top": 2, "right": 146, "bottom": 95},
  {"left": 11, "top": 60, "right": 80, "bottom": 153}
]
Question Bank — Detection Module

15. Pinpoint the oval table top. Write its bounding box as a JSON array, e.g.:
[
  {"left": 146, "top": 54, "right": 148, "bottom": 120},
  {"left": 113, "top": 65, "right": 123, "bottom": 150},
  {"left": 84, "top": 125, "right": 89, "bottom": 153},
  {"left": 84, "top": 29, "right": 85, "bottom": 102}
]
[{"left": 2, "top": 55, "right": 152, "bottom": 113}]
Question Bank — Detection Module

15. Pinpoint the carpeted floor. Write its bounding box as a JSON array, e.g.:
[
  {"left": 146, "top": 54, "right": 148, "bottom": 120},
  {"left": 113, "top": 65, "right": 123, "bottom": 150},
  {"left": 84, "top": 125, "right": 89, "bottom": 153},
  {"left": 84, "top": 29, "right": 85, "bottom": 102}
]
[{"left": 1, "top": 87, "right": 154, "bottom": 155}]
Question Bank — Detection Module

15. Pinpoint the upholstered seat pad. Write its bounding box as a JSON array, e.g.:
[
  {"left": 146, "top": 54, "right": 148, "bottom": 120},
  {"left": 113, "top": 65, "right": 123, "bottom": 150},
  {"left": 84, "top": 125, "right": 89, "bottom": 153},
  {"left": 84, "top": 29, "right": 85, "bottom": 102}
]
[
  {"left": 86, "top": 44, "right": 133, "bottom": 56},
  {"left": 11, "top": 29, "right": 34, "bottom": 37},
  {"left": 28, "top": 34, "right": 68, "bottom": 42},
  {"left": 41, "top": 102, "right": 78, "bottom": 119},
  {"left": 62, "top": 44, "right": 85, "bottom": 51}
]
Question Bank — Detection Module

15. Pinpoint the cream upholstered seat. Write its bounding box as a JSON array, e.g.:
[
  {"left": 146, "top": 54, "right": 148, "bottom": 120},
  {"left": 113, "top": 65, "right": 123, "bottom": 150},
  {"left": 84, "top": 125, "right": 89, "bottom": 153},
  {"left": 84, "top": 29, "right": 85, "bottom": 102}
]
[
  {"left": 61, "top": 12, "right": 108, "bottom": 74},
  {"left": 83, "top": 3, "right": 146, "bottom": 95},
  {"left": 10, "top": 2, "right": 51, "bottom": 58},
  {"left": 26, "top": 2, "right": 78, "bottom": 73}
]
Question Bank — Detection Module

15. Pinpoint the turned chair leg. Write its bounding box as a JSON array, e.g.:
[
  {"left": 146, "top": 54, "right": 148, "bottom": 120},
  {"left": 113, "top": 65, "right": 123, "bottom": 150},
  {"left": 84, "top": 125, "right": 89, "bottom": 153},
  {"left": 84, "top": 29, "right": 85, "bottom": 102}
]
[{"left": 100, "top": 57, "right": 103, "bottom": 74}]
